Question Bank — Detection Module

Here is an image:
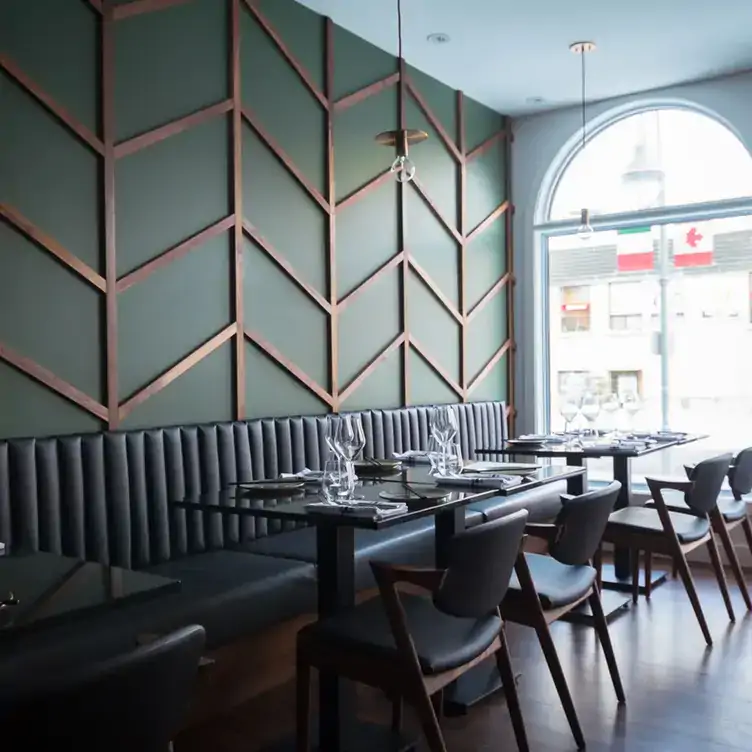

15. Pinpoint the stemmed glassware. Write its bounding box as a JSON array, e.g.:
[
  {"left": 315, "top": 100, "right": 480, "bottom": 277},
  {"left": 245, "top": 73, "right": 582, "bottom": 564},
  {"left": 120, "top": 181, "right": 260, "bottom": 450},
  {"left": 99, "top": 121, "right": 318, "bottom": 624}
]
[
  {"left": 601, "top": 392, "right": 620, "bottom": 437},
  {"left": 559, "top": 395, "right": 580, "bottom": 434},
  {"left": 325, "top": 414, "right": 366, "bottom": 499},
  {"left": 580, "top": 391, "right": 601, "bottom": 438},
  {"left": 429, "top": 406, "right": 460, "bottom": 476},
  {"left": 621, "top": 391, "right": 642, "bottom": 433}
]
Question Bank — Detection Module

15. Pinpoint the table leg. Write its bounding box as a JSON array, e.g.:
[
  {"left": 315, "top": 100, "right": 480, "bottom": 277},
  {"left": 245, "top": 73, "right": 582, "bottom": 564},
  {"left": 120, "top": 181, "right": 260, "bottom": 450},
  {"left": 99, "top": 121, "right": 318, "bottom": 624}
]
[
  {"left": 301, "top": 526, "right": 415, "bottom": 752},
  {"left": 316, "top": 525, "right": 355, "bottom": 752},
  {"left": 566, "top": 457, "right": 586, "bottom": 496},
  {"left": 437, "top": 508, "right": 514, "bottom": 715},
  {"left": 599, "top": 456, "right": 668, "bottom": 599}
]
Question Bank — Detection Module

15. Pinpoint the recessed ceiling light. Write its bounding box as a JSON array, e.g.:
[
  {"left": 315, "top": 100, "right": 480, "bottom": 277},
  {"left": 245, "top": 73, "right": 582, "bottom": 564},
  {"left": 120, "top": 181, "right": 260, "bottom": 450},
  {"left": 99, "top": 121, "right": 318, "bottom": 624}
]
[
  {"left": 426, "top": 32, "right": 451, "bottom": 45},
  {"left": 526, "top": 97, "right": 546, "bottom": 105}
]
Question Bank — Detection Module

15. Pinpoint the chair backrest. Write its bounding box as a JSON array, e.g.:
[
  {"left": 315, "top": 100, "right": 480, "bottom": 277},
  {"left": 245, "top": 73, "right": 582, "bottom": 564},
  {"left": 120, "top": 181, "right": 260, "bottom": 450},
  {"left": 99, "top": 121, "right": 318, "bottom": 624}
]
[
  {"left": 433, "top": 508, "right": 528, "bottom": 618},
  {"left": 685, "top": 453, "right": 734, "bottom": 514},
  {"left": 729, "top": 447, "right": 752, "bottom": 499},
  {"left": 0, "top": 624, "right": 205, "bottom": 752},
  {"left": 548, "top": 482, "right": 621, "bottom": 566}
]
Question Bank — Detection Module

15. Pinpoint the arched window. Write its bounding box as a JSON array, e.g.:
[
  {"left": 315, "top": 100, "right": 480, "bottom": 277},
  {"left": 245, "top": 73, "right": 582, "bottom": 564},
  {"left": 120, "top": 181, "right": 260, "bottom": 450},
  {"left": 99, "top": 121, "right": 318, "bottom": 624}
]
[
  {"left": 539, "top": 106, "right": 752, "bottom": 479},
  {"left": 549, "top": 108, "right": 752, "bottom": 221}
]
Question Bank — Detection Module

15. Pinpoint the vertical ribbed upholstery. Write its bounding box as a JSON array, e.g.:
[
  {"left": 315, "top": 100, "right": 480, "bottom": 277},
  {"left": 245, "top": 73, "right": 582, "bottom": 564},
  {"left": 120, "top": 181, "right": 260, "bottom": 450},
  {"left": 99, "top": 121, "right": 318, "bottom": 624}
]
[{"left": 0, "top": 402, "right": 507, "bottom": 568}]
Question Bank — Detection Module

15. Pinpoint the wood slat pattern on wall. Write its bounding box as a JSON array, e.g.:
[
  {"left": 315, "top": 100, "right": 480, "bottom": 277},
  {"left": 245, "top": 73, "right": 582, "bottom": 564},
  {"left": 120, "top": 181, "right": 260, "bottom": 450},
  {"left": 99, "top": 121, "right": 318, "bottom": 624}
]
[{"left": 0, "top": 0, "right": 513, "bottom": 435}]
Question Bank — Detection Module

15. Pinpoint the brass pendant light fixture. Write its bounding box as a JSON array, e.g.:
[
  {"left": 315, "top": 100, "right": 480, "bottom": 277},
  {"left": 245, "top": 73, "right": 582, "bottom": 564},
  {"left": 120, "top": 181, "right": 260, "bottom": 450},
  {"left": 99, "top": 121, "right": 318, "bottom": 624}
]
[
  {"left": 376, "top": 0, "right": 428, "bottom": 183},
  {"left": 570, "top": 40, "right": 596, "bottom": 240}
]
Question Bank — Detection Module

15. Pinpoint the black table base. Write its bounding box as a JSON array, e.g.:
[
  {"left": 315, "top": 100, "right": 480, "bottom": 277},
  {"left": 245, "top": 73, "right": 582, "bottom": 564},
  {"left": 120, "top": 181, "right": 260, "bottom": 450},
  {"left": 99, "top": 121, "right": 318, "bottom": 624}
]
[
  {"left": 560, "top": 589, "right": 632, "bottom": 625},
  {"left": 263, "top": 720, "right": 416, "bottom": 752},
  {"left": 600, "top": 562, "right": 670, "bottom": 596},
  {"left": 443, "top": 663, "right": 521, "bottom": 716}
]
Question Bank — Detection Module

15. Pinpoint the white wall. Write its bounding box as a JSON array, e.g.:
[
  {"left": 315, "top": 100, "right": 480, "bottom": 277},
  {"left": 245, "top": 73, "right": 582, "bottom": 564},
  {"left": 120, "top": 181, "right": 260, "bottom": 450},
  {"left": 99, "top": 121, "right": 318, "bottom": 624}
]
[{"left": 511, "top": 70, "right": 752, "bottom": 435}]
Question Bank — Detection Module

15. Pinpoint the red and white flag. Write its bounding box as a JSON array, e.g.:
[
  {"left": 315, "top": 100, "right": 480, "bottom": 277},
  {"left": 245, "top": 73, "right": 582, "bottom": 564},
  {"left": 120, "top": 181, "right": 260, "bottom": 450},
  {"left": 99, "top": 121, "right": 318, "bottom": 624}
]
[
  {"left": 616, "top": 226, "right": 654, "bottom": 272},
  {"left": 674, "top": 223, "right": 713, "bottom": 268}
]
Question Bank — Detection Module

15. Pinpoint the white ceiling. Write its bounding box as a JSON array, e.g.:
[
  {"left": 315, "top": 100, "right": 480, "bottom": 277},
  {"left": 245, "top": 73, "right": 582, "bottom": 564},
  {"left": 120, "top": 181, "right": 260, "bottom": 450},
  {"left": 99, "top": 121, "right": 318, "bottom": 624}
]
[{"left": 294, "top": 0, "right": 752, "bottom": 115}]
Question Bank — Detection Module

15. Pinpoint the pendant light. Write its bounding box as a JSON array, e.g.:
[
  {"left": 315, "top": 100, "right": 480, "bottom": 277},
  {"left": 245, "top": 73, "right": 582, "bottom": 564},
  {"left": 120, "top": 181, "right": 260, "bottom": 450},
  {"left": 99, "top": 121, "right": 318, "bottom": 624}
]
[
  {"left": 570, "top": 41, "right": 596, "bottom": 240},
  {"left": 375, "top": 0, "right": 428, "bottom": 183}
]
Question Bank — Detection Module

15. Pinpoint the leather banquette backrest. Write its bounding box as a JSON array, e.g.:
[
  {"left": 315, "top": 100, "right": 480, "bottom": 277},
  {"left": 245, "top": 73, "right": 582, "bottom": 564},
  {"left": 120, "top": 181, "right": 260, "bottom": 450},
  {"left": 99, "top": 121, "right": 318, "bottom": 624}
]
[{"left": 0, "top": 402, "right": 508, "bottom": 569}]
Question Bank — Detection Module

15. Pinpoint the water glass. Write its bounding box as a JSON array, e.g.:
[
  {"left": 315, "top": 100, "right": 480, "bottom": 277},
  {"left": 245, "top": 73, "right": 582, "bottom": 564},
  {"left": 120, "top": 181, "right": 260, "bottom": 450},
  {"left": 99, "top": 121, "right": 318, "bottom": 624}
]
[{"left": 320, "top": 455, "right": 348, "bottom": 504}]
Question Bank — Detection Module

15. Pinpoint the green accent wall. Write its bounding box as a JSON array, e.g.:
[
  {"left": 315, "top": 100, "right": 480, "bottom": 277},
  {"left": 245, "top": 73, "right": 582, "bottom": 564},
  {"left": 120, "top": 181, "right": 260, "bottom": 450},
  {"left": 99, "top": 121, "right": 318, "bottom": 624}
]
[{"left": 0, "top": 0, "right": 511, "bottom": 439}]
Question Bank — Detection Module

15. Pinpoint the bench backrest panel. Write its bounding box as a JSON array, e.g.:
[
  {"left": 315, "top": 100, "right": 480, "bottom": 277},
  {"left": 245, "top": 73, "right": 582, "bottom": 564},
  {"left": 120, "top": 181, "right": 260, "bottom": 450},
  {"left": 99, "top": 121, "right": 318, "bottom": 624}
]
[{"left": 0, "top": 402, "right": 507, "bottom": 568}]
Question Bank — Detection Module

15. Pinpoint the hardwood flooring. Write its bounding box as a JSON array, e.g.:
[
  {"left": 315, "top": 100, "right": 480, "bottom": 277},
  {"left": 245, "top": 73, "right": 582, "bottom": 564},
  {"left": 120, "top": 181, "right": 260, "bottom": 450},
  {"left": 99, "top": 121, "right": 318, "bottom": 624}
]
[{"left": 177, "top": 570, "right": 752, "bottom": 751}]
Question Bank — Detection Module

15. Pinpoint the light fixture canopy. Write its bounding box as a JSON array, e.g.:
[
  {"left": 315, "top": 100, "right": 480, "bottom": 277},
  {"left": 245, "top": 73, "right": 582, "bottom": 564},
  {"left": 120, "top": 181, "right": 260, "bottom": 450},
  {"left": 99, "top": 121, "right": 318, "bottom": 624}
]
[
  {"left": 570, "top": 41, "right": 596, "bottom": 241},
  {"left": 375, "top": 0, "right": 428, "bottom": 183}
]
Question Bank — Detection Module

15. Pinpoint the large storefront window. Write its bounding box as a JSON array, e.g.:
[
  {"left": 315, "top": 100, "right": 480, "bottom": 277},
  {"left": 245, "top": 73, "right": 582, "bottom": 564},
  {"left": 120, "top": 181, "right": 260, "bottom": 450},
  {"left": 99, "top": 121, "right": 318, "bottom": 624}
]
[{"left": 544, "top": 108, "right": 752, "bottom": 480}]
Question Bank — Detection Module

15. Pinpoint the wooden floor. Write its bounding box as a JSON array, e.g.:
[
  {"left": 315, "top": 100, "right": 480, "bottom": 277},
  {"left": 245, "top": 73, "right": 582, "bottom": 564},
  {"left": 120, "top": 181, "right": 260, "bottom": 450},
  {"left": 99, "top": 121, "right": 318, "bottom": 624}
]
[{"left": 178, "top": 570, "right": 752, "bottom": 751}]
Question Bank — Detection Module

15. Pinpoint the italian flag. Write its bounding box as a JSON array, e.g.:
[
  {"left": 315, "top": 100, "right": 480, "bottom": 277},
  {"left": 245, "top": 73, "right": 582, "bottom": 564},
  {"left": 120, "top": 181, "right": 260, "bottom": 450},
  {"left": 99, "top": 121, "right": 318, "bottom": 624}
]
[
  {"left": 674, "top": 222, "right": 713, "bottom": 267},
  {"left": 616, "top": 226, "right": 654, "bottom": 272}
]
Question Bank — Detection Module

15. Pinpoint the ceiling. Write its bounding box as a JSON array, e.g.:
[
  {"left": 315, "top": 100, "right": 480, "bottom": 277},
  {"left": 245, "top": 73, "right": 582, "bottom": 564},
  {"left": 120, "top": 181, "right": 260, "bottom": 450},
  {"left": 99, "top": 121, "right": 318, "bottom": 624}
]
[{"left": 294, "top": 0, "right": 752, "bottom": 116}]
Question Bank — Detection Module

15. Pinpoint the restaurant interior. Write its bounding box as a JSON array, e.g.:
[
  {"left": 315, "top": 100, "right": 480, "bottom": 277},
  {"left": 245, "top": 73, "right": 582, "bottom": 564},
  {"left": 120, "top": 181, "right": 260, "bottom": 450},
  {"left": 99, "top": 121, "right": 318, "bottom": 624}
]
[{"left": 2, "top": 0, "right": 752, "bottom": 749}]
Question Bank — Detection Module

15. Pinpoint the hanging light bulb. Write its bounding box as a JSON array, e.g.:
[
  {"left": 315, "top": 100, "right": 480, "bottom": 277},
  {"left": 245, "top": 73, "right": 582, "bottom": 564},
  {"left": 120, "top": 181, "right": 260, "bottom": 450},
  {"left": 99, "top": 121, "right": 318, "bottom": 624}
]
[
  {"left": 570, "top": 41, "right": 596, "bottom": 241},
  {"left": 577, "top": 207, "right": 593, "bottom": 241},
  {"left": 375, "top": 0, "right": 427, "bottom": 182},
  {"left": 391, "top": 154, "right": 416, "bottom": 182}
]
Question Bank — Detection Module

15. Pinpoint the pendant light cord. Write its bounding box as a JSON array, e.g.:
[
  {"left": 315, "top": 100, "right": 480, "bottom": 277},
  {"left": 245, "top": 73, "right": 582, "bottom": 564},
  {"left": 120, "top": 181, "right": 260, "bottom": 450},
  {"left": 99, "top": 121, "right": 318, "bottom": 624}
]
[
  {"left": 580, "top": 47, "right": 587, "bottom": 152},
  {"left": 397, "top": 0, "right": 403, "bottom": 60}
]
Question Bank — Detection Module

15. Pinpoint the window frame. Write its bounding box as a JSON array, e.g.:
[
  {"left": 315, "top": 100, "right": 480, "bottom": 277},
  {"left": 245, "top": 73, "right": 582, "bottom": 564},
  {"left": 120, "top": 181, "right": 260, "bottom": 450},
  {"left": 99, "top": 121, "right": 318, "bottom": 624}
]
[{"left": 529, "top": 101, "right": 752, "bottom": 437}]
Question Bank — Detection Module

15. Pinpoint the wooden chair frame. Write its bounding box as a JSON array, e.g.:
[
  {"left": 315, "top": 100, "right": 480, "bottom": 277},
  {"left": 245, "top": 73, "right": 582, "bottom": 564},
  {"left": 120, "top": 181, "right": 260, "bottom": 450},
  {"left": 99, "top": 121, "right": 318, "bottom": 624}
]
[
  {"left": 501, "top": 525, "right": 625, "bottom": 751},
  {"left": 604, "top": 477, "right": 734, "bottom": 646},
  {"left": 296, "top": 562, "right": 529, "bottom": 752}
]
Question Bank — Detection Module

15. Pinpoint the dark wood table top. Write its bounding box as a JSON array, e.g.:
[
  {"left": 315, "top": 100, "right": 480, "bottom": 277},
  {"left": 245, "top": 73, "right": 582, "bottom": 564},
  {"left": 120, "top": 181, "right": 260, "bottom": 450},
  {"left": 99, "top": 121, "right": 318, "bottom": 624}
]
[
  {"left": 481, "top": 434, "right": 707, "bottom": 460},
  {"left": 0, "top": 551, "right": 180, "bottom": 637},
  {"left": 170, "top": 464, "right": 585, "bottom": 530}
]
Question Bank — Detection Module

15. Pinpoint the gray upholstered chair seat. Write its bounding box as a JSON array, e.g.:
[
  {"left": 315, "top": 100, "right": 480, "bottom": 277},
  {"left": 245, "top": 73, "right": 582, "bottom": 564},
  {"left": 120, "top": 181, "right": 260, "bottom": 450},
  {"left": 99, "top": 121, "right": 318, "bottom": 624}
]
[
  {"left": 298, "top": 592, "right": 502, "bottom": 675},
  {"left": 467, "top": 482, "right": 565, "bottom": 523},
  {"left": 608, "top": 506, "right": 710, "bottom": 543},
  {"left": 242, "top": 512, "right": 482, "bottom": 588},
  {"left": 648, "top": 490, "right": 747, "bottom": 523},
  {"left": 507, "top": 553, "right": 597, "bottom": 609}
]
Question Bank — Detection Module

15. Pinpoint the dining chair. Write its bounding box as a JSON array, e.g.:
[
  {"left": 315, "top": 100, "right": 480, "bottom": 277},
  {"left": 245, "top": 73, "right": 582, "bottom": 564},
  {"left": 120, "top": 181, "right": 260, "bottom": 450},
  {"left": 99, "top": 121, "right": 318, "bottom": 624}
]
[
  {"left": 497, "top": 481, "right": 625, "bottom": 750},
  {"left": 644, "top": 447, "right": 752, "bottom": 611},
  {"left": 296, "top": 509, "right": 530, "bottom": 752},
  {"left": 604, "top": 453, "right": 734, "bottom": 646},
  {"left": 0, "top": 624, "right": 205, "bottom": 752}
]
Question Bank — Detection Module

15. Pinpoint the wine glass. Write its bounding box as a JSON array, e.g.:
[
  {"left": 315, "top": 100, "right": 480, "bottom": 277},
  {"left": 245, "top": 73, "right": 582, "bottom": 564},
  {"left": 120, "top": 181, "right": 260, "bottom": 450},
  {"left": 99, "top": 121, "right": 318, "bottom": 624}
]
[
  {"left": 580, "top": 392, "right": 601, "bottom": 437},
  {"left": 601, "top": 393, "right": 620, "bottom": 436},
  {"left": 430, "top": 405, "right": 458, "bottom": 447},
  {"left": 559, "top": 396, "right": 580, "bottom": 434},
  {"left": 622, "top": 391, "right": 642, "bottom": 432}
]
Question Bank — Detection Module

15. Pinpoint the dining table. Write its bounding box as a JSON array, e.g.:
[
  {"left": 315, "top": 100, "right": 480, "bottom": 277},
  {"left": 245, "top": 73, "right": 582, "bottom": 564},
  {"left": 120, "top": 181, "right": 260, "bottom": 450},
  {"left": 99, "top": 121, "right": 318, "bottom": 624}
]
[
  {"left": 480, "top": 433, "right": 707, "bottom": 618},
  {"left": 0, "top": 550, "right": 180, "bottom": 638},
  {"left": 172, "top": 462, "right": 586, "bottom": 751}
]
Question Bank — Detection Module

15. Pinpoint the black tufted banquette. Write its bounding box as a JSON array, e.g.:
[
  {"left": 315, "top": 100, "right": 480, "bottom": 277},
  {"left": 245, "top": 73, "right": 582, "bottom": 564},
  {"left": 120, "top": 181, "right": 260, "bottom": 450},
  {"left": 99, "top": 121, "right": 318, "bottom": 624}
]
[{"left": 0, "top": 402, "right": 564, "bottom": 679}]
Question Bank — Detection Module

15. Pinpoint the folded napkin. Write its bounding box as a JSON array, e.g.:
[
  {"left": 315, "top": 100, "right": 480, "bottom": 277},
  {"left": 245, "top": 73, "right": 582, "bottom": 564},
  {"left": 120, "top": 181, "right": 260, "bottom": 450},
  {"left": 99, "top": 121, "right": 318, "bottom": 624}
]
[
  {"left": 392, "top": 450, "right": 431, "bottom": 465},
  {"left": 305, "top": 500, "right": 407, "bottom": 518},
  {"left": 436, "top": 473, "right": 524, "bottom": 489},
  {"left": 280, "top": 468, "right": 323, "bottom": 482}
]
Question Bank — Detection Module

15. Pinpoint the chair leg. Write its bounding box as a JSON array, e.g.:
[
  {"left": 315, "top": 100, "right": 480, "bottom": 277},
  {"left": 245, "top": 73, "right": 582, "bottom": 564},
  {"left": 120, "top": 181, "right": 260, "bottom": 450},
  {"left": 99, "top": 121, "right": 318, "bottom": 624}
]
[
  {"left": 588, "top": 587, "right": 626, "bottom": 703},
  {"left": 742, "top": 516, "right": 752, "bottom": 556},
  {"left": 674, "top": 548, "right": 713, "bottom": 646},
  {"left": 631, "top": 549, "right": 641, "bottom": 604},
  {"left": 495, "top": 627, "right": 530, "bottom": 752},
  {"left": 644, "top": 550, "right": 653, "bottom": 599},
  {"left": 391, "top": 697, "right": 403, "bottom": 732},
  {"left": 533, "top": 616, "right": 586, "bottom": 749},
  {"left": 672, "top": 557, "right": 679, "bottom": 578},
  {"left": 296, "top": 655, "right": 311, "bottom": 752},
  {"left": 409, "top": 681, "right": 448, "bottom": 752},
  {"left": 707, "top": 532, "right": 736, "bottom": 623},
  {"left": 593, "top": 543, "right": 603, "bottom": 591},
  {"left": 431, "top": 690, "right": 444, "bottom": 723},
  {"left": 715, "top": 518, "right": 752, "bottom": 611}
]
